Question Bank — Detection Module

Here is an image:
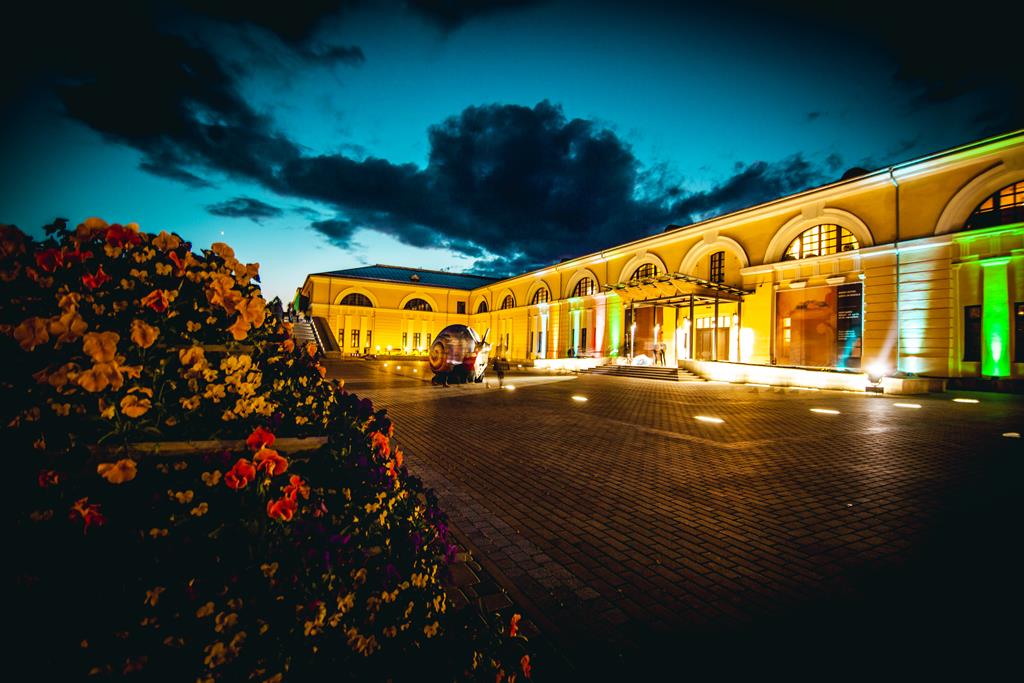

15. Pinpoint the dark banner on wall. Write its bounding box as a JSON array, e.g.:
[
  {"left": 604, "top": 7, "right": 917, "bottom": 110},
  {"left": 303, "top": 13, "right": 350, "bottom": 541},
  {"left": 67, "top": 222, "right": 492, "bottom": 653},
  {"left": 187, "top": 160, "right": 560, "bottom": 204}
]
[{"left": 836, "top": 283, "right": 863, "bottom": 369}]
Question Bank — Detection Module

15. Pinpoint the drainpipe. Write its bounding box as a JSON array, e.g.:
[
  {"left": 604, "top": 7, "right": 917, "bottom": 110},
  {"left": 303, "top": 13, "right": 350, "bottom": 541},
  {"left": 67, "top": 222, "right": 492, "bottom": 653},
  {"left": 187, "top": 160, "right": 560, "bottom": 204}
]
[{"left": 889, "top": 167, "right": 901, "bottom": 373}]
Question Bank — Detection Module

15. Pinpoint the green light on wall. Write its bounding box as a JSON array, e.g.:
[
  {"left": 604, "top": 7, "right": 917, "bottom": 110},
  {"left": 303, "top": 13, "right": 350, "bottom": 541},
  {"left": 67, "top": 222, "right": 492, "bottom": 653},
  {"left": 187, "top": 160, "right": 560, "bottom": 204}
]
[
  {"left": 608, "top": 295, "right": 622, "bottom": 356},
  {"left": 981, "top": 258, "right": 1011, "bottom": 377}
]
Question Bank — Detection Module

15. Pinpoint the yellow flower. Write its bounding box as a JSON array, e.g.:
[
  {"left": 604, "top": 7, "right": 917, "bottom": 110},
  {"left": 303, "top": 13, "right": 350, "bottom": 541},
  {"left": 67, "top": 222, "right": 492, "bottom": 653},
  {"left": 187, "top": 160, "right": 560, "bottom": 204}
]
[
  {"left": 172, "top": 490, "right": 194, "bottom": 504},
  {"left": 120, "top": 394, "right": 152, "bottom": 418},
  {"left": 75, "top": 216, "right": 108, "bottom": 240},
  {"left": 201, "top": 470, "right": 222, "bottom": 486},
  {"left": 260, "top": 562, "right": 279, "bottom": 579},
  {"left": 149, "top": 528, "right": 168, "bottom": 538},
  {"left": 77, "top": 362, "right": 124, "bottom": 393},
  {"left": 186, "top": 320, "right": 202, "bottom": 332},
  {"left": 152, "top": 230, "right": 181, "bottom": 251},
  {"left": 155, "top": 262, "right": 172, "bottom": 276},
  {"left": 82, "top": 331, "right": 119, "bottom": 363},
  {"left": 210, "top": 242, "right": 235, "bottom": 259},
  {"left": 204, "top": 384, "right": 226, "bottom": 403},
  {"left": 144, "top": 586, "right": 165, "bottom": 607},
  {"left": 48, "top": 310, "right": 88, "bottom": 346},
  {"left": 130, "top": 319, "right": 160, "bottom": 349},
  {"left": 178, "top": 346, "right": 205, "bottom": 368},
  {"left": 13, "top": 317, "right": 49, "bottom": 351},
  {"left": 214, "top": 612, "right": 238, "bottom": 633},
  {"left": 196, "top": 601, "right": 215, "bottom": 618},
  {"left": 423, "top": 621, "right": 440, "bottom": 638},
  {"left": 190, "top": 502, "right": 209, "bottom": 517},
  {"left": 227, "top": 315, "right": 250, "bottom": 341},
  {"left": 180, "top": 395, "right": 201, "bottom": 410},
  {"left": 97, "top": 458, "right": 138, "bottom": 484}
]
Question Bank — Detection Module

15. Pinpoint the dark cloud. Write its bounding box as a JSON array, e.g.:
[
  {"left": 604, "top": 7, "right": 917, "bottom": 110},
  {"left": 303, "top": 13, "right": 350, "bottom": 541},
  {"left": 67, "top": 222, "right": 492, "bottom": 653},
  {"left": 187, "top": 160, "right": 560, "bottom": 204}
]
[
  {"left": 179, "top": 0, "right": 351, "bottom": 44},
  {"left": 310, "top": 217, "right": 360, "bottom": 248},
  {"left": 806, "top": 111, "right": 823, "bottom": 121},
  {"left": 206, "top": 197, "right": 285, "bottom": 222},
  {"left": 407, "top": 0, "right": 545, "bottom": 30},
  {"left": 297, "top": 44, "right": 366, "bottom": 66}
]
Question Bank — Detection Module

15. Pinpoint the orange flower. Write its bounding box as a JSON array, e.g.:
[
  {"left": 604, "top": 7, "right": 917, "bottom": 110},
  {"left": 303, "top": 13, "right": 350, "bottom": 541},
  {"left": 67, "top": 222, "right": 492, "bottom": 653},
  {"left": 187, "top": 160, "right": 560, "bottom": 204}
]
[
  {"left": 38, "top": 469, "right": 61, "bottom": 488},
  {"left": 105, "top": 223, "right": 142, "bottom": 248},
  {"left": 246, "top": 426, "right": 276, "bottom": 451},
  {"left": 74, "top": 217, "right": 108, "bottom": 241},
  {"left": 69, "top": 497, "right": 106, "bottom": 534},
  {"left": 224, "top": 458, "right": 257, "bottom": 489},
  {"left": 178, "top": 346, "right": 205, "bottom": 368},
  {"left": 520, "top": 655, "right": 531, "bottom": 679},
  {"left": 210, "top": 242, "right": 235, "bottom": 259},
  {"left": 266, "top": 496, "right": 298, "bottom": 522},
  {"left": 283, "top": 475, "right": 310, "bottom": 501},
  {"left": 14, "top": 317, "right": 49, "bottom": 351},
  {"left": 371, "top": 431, "right": 390, "bottom": 458},
  {"left": 48, "top": 309, "right": 88, "bottom": 345},
  {"left": 130, "top": 319, "right": 160, "bottom": 349},
  {"left": 167, "top": 251, "right": 187, "bottom": 276},
  {"left": 227, "top": 315, "right": 250, "bottom": 341},
  {"left": 82, "top": 331, "right": 119, "bottom": 363},
  {"left": 152, "top": 231, "right": 181, "bottom": 251},
  {"left": 97, "top": 458, "right": 138, "bottom": 484},
  {"left": 82, "top": 265, "right": 111, "bottom": 290},
  {"left": 254, "top": 448, "right": 288, "bottom": 477},
  {"left": 509, "top": 613, "right": 521, "bottom": 638},
  {"left": 120, "top": 393, "right": 152, "bottom": 418},
  {"left": 76, "top": 361, "right": 124, "bottom": 393},
  {"left": 394, "top": 447, "right": 404, "bottom": 470},
  {"left": 316, "top": 363, "right": 326, "bottom": 378},
  {"left": 141, "top": 289, "right": 170, "bottom": 313},
  {"left": 306, "top": 342, "right": 318, "bottom": 358}
]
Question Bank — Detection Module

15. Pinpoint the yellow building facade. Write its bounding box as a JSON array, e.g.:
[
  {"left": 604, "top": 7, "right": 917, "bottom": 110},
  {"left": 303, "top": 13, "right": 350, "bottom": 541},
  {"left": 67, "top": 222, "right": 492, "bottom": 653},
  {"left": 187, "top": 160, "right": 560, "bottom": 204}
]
[{"left": 301, "top": 130, "right": 1024, "bottom": 386}]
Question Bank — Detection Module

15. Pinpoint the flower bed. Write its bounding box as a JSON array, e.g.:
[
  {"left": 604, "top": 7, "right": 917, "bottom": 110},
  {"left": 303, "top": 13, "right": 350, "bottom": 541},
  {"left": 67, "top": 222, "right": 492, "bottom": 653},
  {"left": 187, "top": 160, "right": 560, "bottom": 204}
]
[{"left": 5, "top": 219, "right": 533, "bottom": 681}]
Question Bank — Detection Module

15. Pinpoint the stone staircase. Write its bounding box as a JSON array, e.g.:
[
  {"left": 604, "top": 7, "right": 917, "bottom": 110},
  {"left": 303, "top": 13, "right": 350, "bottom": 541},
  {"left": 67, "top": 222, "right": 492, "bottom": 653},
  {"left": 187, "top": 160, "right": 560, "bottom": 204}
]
[
  {"left": 291, "top": 318, "right": 320, "bottom": 350},
  {"left": 582, "top": 364, "right": 705, "bottom": 382}
]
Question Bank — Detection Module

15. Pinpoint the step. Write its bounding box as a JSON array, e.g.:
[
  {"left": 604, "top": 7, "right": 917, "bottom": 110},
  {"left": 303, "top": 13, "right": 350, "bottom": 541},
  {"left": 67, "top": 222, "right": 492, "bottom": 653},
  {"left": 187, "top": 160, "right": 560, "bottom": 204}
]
[{"left": 581, "top": 365, "right": 706, "bottom": 382}]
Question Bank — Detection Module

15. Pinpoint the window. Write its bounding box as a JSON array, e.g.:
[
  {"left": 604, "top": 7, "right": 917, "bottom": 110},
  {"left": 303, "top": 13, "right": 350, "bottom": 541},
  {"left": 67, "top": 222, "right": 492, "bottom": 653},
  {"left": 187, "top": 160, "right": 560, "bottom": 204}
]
[
  {"left": 413, "top": 332, "right": 421, "bottom": 349},
  {"left": 402, "top": 332, "right": 408, "bottom": 349},
  {"left": 1016, "top": 303, "right": 1024, "bottom": 363},
  {"left": 631, "top": 263, "right": 658, "bottom": 281},
  {"left": 338, "top": 328, "right": 344, "bottom": 344},
  {"left": 963, "top": 305, "right": 982, "bottom": 362},
  {"left": 366, "top": 331, "right": 372, "bottom": 349},
  {"left": 404, "top": 298, "right": 432, "bottom": 311},
  {"left": 339, "top": 293, "right": 372, "bottom": 307},
  {"left": 580, "top": 327, "right": 587, "bottom": 351},
  {"left": 571, "top": 278, "right": 595, "bottom": 297},
  {"left": 965, "top": 181, "right": 1024, "bottom": 230},
  {"left": 709, "top": 251, "right": 725, "bottom": 284},
  {"left": 457, "top": 301, "right": 466, "bottom": 314},
  {"left": 350, "top": 329, "right": 360, "bottom": 348},
  {"left": 501, "top": 295, "right": 515, "bottom": 310},
  {"left": 783, "top": 224, "right": 859, "bottom": 260},
  {"left": 536, "top": 331, "right": 542, "bottom": 353},
  {"left": 476, "top": 300, "right": 488, "bottom": 313},
  {"left": 531, "top": 287, "right": 550, "bottom": 305},
  {"left": 426, "top": 333, "right": 431, "bottom": 347}
]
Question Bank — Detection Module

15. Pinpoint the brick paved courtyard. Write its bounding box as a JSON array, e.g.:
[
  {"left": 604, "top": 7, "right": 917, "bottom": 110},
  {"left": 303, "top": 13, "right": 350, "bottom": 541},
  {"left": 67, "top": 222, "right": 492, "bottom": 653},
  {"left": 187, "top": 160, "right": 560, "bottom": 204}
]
[{"left": 327, "top": 361, "right": 1023, "bottom": 677}]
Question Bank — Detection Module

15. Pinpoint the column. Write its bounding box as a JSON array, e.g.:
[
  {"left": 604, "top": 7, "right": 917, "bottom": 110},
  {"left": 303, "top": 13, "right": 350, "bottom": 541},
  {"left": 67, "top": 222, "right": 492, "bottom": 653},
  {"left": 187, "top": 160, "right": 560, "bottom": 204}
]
[{"left": 981, "top": 257, "right": 1011, "bottom": 377}]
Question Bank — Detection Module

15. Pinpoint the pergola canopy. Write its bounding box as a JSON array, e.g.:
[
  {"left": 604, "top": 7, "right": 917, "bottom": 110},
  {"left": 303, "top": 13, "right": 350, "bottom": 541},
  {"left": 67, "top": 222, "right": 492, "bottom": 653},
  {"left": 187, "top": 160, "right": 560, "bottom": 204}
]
[{"left": 603, "top": 272, "right": 747, "bottom": 306}]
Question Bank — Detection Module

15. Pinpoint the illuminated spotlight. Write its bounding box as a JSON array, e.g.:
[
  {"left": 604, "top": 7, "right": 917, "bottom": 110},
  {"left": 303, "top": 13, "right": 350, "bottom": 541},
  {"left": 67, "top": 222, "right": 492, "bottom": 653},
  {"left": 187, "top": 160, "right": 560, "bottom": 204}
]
[
  {"left": 396, "top": 366, "right": 401, "bottom": 370},
  {"left": 694, "top": 415, "right": 724, "bottom": 424},
  {"left": 746, "top": 383, "right": 771, "bottom": 388},
  {"left": 952, "top": 398, "right": 980, "bottom": 404},
  {"left": 412, "top": 369, "right": 417, "bottom": 373},
  {"left": 518, "top": 364, "right": 523, "bottom": 368},
  {"left": 571, "top": 395, "right": 588, "bottom": 402},
  {"left": 893, "top": 402, "right": 921, "bottom": 409},
  {"left": 503, "top": 385, "right": 516, "bottom": 391},
  {"left": 383, "top": 363, "right": 389, "bottom": 367},
  {"left": 810, "top": 408, "right": 840, "bottom": 415},
  {"left": 1002, "top": 432, "right": 1020, "bottom": 439}
]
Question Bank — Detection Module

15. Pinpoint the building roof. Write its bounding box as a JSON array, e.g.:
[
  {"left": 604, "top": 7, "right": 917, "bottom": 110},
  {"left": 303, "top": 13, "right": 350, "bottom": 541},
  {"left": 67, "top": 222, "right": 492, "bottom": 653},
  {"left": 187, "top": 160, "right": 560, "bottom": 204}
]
[{"left": 313, "top": 264, "right": 498, "bottom": 290}]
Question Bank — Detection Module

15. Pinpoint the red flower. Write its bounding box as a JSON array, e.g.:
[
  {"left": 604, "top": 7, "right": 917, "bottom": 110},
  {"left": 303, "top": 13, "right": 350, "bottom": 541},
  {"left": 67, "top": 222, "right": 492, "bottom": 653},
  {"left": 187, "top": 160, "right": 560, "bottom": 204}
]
[
  {"left": 509, "top": 613, "right": 521, "bottom": 638},
  {"left": 266, "top": 496, "right": 298, "bottom": 522},
  {"left": 141, "top": 289, "right": 170, "bottom": 312},
  {"left": 371, "top": 431, "right": 390, "bottom": 458},
  {"left": 168, "top": 251, "right": 186, "bottom": 276},
  {"left": 254, "top": 448, "right": 288, "bottom": 477},
  {"left": 69, "top": 497, "right": 106, "bottom": 534},
  {"left": 105, "top": 224, "right": 143, "bottom": 248},
  {"left": 282, "top": 475, "right": 310, "bottom": 501},
  {"left": 37, "top": 469, "right": 61, "bottom": 488},
  {"left": 520, "top": 655, "right": 531, "bottom": 679},
  {"left": 35, "top": 247, "right": 64, "bottom": 272},
  {"left": 246, "top": 426, "right": 276, "bottom": 451},
  {"left": 82, "top": 265, "right": 111, "bottom": 290},
  {"left": 224, "top": 458, "right": 257, "bottom": 489},
  {"left": 63, "top": 245, "right": 93, "bottom": 265}
]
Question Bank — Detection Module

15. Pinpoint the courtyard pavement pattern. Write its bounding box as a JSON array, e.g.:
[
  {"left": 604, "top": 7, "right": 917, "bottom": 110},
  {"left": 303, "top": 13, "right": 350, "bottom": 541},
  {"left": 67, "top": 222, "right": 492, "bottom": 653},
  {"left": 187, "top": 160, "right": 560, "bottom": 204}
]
[{"left": 326, "top": 360, "right": 1023, "bottom": 677}]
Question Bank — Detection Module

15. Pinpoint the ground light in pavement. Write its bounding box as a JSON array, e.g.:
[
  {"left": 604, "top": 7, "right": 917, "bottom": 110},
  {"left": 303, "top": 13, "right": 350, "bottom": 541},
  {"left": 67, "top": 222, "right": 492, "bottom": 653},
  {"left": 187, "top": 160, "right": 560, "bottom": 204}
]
[
  {"left": 810, "top": 408, "right": 841, "bottom": 415},
  {"left": 953, "top": 398, "right": 980, "bottom": 403},
  {"left": 503, "top": 385, "right": 516, "bottom": 391},
  {"left": 571, "top": 395, "right": 588, "bottom": 402},
  {"left": 694, "top": 415, "right": 724, "bottom": 424},
  {"left": 894, "top": 402, "right": 922, "bottom": 409}
]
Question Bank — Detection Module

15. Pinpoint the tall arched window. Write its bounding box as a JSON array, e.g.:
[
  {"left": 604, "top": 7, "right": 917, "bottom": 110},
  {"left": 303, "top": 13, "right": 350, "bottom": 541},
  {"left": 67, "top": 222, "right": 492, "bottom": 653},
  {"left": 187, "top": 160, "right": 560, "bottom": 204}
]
[
  {"left": 404, "top": 298, "right": 433, "bottom": 311},
  {"left": 631, "top": 263, "right": 658, "bottom": 281},
  {"left": 531, "top": 287, "right": 550, "bottom": 305},
  {"left": 500, "top": 295, "right": 515, "bottom": 310},
  {"left": 339, "top": 293, "right": 373, "bottom": 307},
  {"left": 571, "top": 278, "right": 595, "bottom": 297},
  {"left": 965, "top": 181, "right": 1024, "bottom": 230},
  {"left": 783, "top": 224, "right": 859, "bottom": 260},
  {"left": 476, "top": 300, "right": 489, "bottom": 313}
]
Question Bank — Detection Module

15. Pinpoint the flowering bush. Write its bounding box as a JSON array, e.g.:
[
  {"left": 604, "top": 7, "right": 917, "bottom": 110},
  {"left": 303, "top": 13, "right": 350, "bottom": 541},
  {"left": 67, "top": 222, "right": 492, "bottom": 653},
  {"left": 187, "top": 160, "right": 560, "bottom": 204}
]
[{"left": 7, "top": 219, "right": 533, "bottom": 681}]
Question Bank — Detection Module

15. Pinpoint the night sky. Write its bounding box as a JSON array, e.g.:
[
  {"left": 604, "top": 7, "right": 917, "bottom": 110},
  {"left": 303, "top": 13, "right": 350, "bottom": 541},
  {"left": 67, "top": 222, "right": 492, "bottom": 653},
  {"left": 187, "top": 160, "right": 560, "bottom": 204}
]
[{"left": 3, "top": 0, "right": 1021, "bottom": 302}]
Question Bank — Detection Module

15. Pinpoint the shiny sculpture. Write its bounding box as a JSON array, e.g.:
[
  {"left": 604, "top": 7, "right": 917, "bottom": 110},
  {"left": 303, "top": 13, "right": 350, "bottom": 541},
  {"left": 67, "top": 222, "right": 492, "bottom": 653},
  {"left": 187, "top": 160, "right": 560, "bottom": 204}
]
[{"left": 428, "top": 325, "right": 491, "bottom": 384}]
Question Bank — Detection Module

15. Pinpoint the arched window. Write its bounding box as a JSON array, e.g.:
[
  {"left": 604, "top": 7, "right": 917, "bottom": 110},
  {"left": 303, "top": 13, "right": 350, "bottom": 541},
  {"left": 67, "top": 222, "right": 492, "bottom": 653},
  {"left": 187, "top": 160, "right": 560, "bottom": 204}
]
[
  {"left": 531, "top": 287, "right": 550, "bottom": 305},
  {"left": 476, "top": 300, "right": 489, "bottom": 313},
  {"left": 404, "top": 298, "right": 433, "bottom": 312},
  {"left": 500, "top": 295, "right": 515, "bottom": 310},
  {"left": 965, "top": 181, "right": 1024, "bottom": 230},
  {"left": 631, "top": 263, "right": 658, "bottom": 282},
  {"left": 783, "top": 224, "right": 859, "bottom": 260},
  {"left": 571, "top": 278, "right": 595, "bottom": 297},
  {"left": 339, "top": 293, "right": 373, "bottom": 307},
  {"left": 709, "top": 251, "right": 725, "bottom": 284}
]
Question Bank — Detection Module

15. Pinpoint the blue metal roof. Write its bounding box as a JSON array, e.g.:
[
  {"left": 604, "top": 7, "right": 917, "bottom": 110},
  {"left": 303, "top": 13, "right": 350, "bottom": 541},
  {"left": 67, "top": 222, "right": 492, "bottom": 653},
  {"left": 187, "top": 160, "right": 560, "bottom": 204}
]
[{"left": 314, "top": 264, "right": 498, "bottom": 291}]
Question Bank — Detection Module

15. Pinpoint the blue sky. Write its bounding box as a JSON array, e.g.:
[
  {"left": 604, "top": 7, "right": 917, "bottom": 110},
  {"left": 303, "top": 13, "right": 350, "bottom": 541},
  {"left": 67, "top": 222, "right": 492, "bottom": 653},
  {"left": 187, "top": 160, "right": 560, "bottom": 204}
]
[{"left": 1, "top": 0, "right": 1019, "bottom": 302}]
